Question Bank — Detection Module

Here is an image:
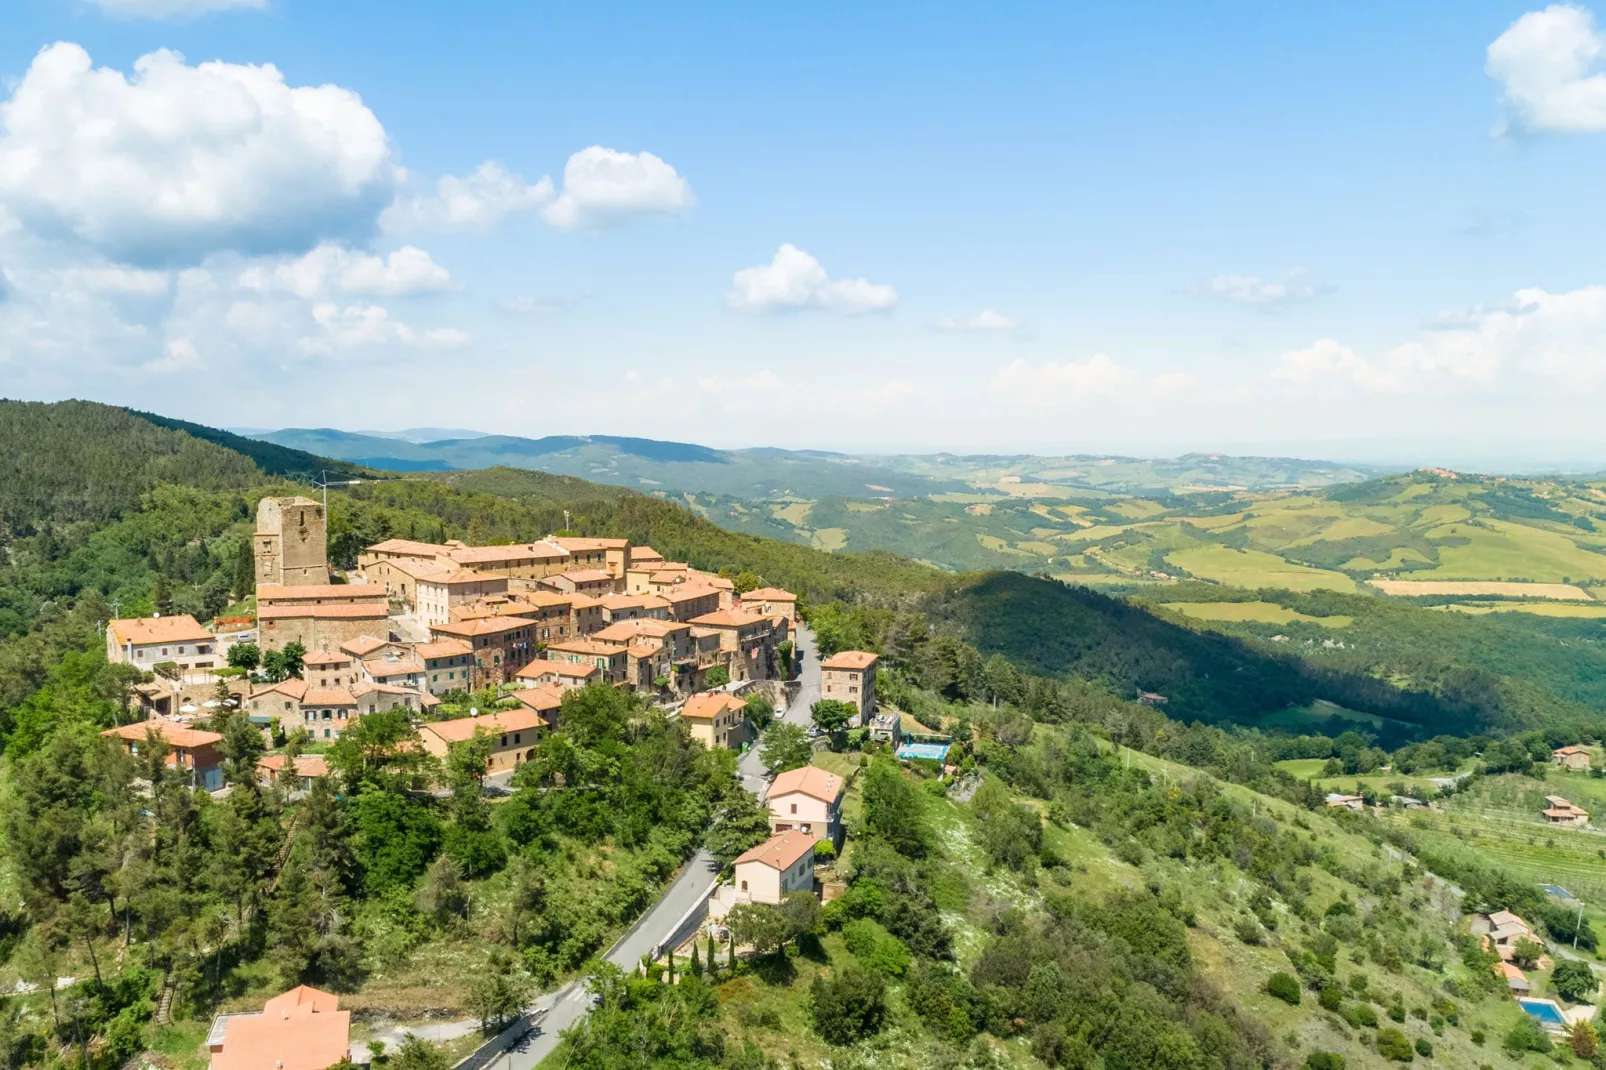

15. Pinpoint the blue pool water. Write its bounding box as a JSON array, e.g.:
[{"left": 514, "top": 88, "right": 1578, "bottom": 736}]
[
  {"left": 1540, "top": 883, "right": 1578, "bottom": 902},
  {"left": 1519, "top": 998, "right": 1568, "bottom": 1028},
  {"left": 897, "top": 742, "right": 951, "bottom": 762}
]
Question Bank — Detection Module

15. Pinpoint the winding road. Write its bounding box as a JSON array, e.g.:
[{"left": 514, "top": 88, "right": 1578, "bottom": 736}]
[{"left": 465, "top": 624, "right": 819, "bottom": 1070}]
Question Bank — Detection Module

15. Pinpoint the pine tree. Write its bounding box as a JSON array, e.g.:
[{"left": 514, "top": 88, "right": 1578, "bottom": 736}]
[
  {"left": 689, "top": 944, "right": 702, "bottom": 978},
  {"left": 152, "top": 574, "right": 173, "bottom": 616},
  {"left": 233, "top": 539, "right": 255, "bottom": 599}
]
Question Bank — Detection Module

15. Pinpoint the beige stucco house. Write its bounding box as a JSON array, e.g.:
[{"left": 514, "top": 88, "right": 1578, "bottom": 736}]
[
  {"left": 767, "top": 765, "right": 845, "bottom": 845},
  {"left": 709, "top": 831, "right": 818, "bottom": 920}
]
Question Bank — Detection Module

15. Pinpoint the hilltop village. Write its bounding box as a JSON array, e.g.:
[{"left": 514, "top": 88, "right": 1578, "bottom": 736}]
[{"left": 104, "top": 496, "right": 887, "bottom": 775}]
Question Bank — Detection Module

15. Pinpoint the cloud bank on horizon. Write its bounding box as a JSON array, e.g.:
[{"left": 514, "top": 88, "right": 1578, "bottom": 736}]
[{"left": 0, "top": 4, "right": 1603, "bottom": 459}]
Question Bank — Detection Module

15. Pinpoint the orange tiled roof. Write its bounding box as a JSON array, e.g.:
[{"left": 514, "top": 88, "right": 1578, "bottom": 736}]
[
  {"left": 769, "top": 765, "right": 845, "bottom": 803},
  {"left": 553, "top": 537, "right": 628, "bottom": 552},
  {"left": 108, "top": 615, "right": 214, "bottom": 645},
  {"left": 741, "top": 587, "right": 797, "bottom": 602},
  {"left": 102, "top": 719, "right": 222, "bottom": 748},
  {"left": 364, "top": 538, "right": 451, "bottom": 556},
  {"left": 259, "top": 604, "right": 387, "bottom": 621},
  {"left": 431, "top": 616, "right": 535, "bottom": 637},
  {"left": 258, "top": 754, "right": 328, "bottom": 778},
  {"left": 688, "top": 609, "right": 766, "bottom": 628},
  {"left": 415, "top": 639, "right": 474, "bottom": 660},
  {"left": 419, "top": 708, "right": 545, "bottom": 744},
  {"left": 515, "top": 658, "right": 599, "bottom": 680},
  {"left": 510, "top": 686, "right": 564, "bottom": 713},
  {"left": 546, "top": 638, "right": 624, "bottom": 657},
  {"left": 681, "top": 692, "right": 747, "bottom": 720},
  {"left": 822, "top": 650, "right": 878, "bottom": 670},
  {"left": 735, "top": 831, "right": 817, "bottom": 871},
  {"left": 553, "top": 569, "right": 616, "bottom": 584},
  {"left": 301, "top": 688, "right": 357, "bottom": 707},
  {"left": 256, "top": 583, "right": 386, "bottom": 602},
  {"left": 212, "top": 985, "right": 349, "bottom": 1070}
]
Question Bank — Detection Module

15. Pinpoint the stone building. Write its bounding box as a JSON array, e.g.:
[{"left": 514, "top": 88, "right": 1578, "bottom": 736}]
[
  {"left": 821, "top": 650, "right": 878, "bottom": 725},
  {"left": 254, "top": 497, "right": 328, "bottom": 588}
]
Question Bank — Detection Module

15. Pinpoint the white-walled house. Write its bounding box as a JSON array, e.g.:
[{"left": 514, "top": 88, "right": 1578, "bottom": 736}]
[
  {"left": 709, "top": 831, "right": 817, "bottom": 920},
  {"left": 766, "top": 765, "right": 845, "bottom": 846}
]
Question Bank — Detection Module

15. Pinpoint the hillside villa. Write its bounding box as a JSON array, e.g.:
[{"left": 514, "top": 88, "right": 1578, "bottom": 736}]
[
  {"left": 417, "top": 708, "right": 546, "bottom": 775},
  {"left": 207, "top": 984, "right": 350, "bottom": 1070},
  {"left": 1543, "top": 795, "right": 1590, "bottom": 827},
  {"left": 820, "top": 650, "right": 877, "bottom": 725},
  {"left": 1552, "top": 746, "right": 1592, "bottom": 771},
  {"left": 767, "top": 764, "right": 845, "bottom": 845},
  {"left": 102, "top": 719, "right": 225, "bottom": 790},
  {"left": 709, "top": 830, "right": 819, "bottom": 920},
  {"left": 106, "top": 614, "right": 219, "bottom": 674},
  {"left": 679, "top": 691, "right": 751, "bottom": 750}
]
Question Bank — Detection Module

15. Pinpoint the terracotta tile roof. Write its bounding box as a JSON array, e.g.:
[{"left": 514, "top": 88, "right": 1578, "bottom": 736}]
[
  {"left": 259, "top": 604, "right": 388, "bottom": 621},
  {"left": 256, "top": 583, "right": 386, "bottom": 602},
  {"left": 546, "top": 638, "right": 624, "bottom": 657},
  {"left": 689, "top": 609, "right": 767, "bottom": 628},
  {"left": 1554, "top": 745, "right": 1588, "bottom": 756},
  {"left": 258, "top": 754, "right": 328, "bottom": 778},
  {"left": 629, "top": 546, "right": 664, "bottom": 562},
  {"left": 626, "top": 643, "right": 660, "bottom": 658},
  {"left": 301, "top": 650, "right": 350, "bottom": 666},
  {"left": 102, "top": 719, "right": 222, "bottom": 748},
  {"left": 741, "top": 587, "right": 797, "bottom": 602},
  {"left": 431, "top": 616, "right": 535, "bottom": 637},
  {"left": 568, "top": 594, "right": 603, "bottom": 609},
  {"left": 822, "top": 650, "right": 878, "bottom": 670},
  {"left": 301, "top": 687, "right": 357, "bottom": 707},
  {"left": 212, "top": 985, "right": 350, "bottom": 1070},
  {"left": 445, "top": 541, "right": 568, "bottom": 565},
  {"left": 515, "top": 658, "right": 599, "bottom": 680},
  {"left": 340, "top": 636, "right": 390, "bottom": 658},
  {"left": 735, "top": 830, "right": 817, "bottom": 871},
  {"left": 599, "top": 594, "right": 670, "bottom": 611},
  {"left": 553, "top": 569, "right": 616, "bottom": 584},
  {"left": 251, "top": 678, "right": 309, "bottom": 701},
  {"left": 419, "top": 708, "right": 545, "bottom": 744},
  {"left": 108, "top": 615, "right": 214, "bottom": 646},
  {"left": 693, "top": 574, "right": 735, "bottom": 590},
  {"left": 664, "top": 585, "right": 722, "bottom": 604},
  {"left": 510, "top": 686, "right": 564, "bottom": 713},
  {"left": 593, "top": 619, "right": 684, "bottom": 643},
  {"left": 416, "top": 639, "right": 473, "bottom": 660},
  {"left": 365, "top": 538, "right": 451, "bottom": 556},
  {"left": 681, "top": 692, "right": 747, "bottom": 720},
  {"left": 363, "top": 657, "right": 425, "bottom": 676},
  {"left": 553, "top": 537, "right": 628, "bottom": 552},
  {"left": 512, "top": 590, "right": 574, "bottom": 608},
  {"left": 769, "top": 765, "right": 844, "bottom": 804}
]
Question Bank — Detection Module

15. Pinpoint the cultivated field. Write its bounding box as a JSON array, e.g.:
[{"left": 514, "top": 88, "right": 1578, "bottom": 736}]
[
  {"left": 1162, "top": 601, "right": 1352, "bottom": 627},
  {"left": 1440, "top": 601, "right": 1606, "bottom": 618},
  {"left": 1167, "top": 546, "right": 1358, "bottom": 593},
  {"left": 1368, "top": 579, "right": 1594, "bottom": 599}
]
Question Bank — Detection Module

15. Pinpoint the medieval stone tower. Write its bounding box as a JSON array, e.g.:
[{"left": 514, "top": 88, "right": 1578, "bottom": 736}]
[{"left": 254, "top": 496, "right": 329, "bottom": 587}]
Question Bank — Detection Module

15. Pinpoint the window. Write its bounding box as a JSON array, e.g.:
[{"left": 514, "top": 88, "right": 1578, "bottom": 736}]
[
  {"left": 740, "top": 880, "right": 748, "bottom": 892},
  {"left": 790, "top": 803, "right": 797, "bottom": 814}
]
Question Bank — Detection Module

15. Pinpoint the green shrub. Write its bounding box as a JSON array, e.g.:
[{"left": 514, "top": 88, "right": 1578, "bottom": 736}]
[
  {"left": 1375, "top": 1027, "right": 1414, "bottom": 1061},
  {"left": 1266, "top": 971, "right": 1302, "bottom": 1005},
  {"left": 1304, "top": 1054, "right": 1346, "bottom": 1070},
  {"left": 1413, "top": 1037, "right": 1431, "bottom": 1057},
  {"left": 1341, "top": 1002, "right": 1378, "bottom": 1029},
  {"left": 1318, "top": 984, "right": 1344, "bottom": 1012},
  {"left": 841, "top": 917, "right": 911, "bottom": 978},
  {"left": 1502, "top": 1015, "right": 1552, "bottom": 1056}
]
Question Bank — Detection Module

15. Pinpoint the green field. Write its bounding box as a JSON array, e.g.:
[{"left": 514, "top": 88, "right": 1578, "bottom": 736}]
[
  {"left": 1162, "top": 601, "right": 1352, "bottom": 627},
  {"left": 1441, "top": 601, "right": 1606, "bottom": 618},
  {"left": 1167, "top": 546, "right": 1358, "bottom": 592}
]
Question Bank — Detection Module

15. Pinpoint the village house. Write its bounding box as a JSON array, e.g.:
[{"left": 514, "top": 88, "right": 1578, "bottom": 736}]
[
  {"left": 679, "top": 691, "right": 751, "bottom": 750},
  {"left": 663, "top": 584, "right": 723, "bottom": 623},
  {"left": 440, "top": 541, "right": 571, "bottom": 581},
  {"left": 257, "top": 602, "right": 390, "bottom": 654},
  {"left": 461, "top": 590, "right": 577, "bottom": 643},
  {"left": 552, "top": 536, "right": 630, "bottom": 578},
  {"left": 102, "top": 719, "right": 225, "bottom": 790},
  {"left": 106, "top": 615, "right": 219, "bottom": 673},
  {"left": 416, "top": 638, "right": 476, "bottom": 695},
  {"left": 820, "top": 650, "right": 878, "bottom": 724},
  {"left": 628, "top": 545, "right": 665, "bottom": 570},
  {"left": 739, "top": 587, "right": 798, "bottom": 622},
  {"left": 417, "top": 708, "right": 546, "bottom": 775},
  {"left": 627, "top": 561, "right": 690, "bottom": 595},
  {"left": 688, "top": 609, "right": 784, "bottom": 681},
  {"left": 1324, "top": 793, "right": 1365, "bottom": 811},
  {"left": 409, "top": 564, "right": 509, "bottom": 626},
  {"left": 710, "top": 831, "right": 818, "bottom": 920},
  {"left": 356, "top": 537, "right": 453, "bottom": 574},
  {"left": 543, "top": 637, "right": 629, "bottom": 684},
  {"left": 594, "top": 618, "right": 694, "bottom": 665},
  {"left": 509, "top": 685, "right": 565, "bottom": 727},
  {"left": 568, "top": 593, "right": 606, "bottom": 637},
  {"left": 597, "top": 593, "right": 671, "bottom": 624},
  {"left": 538, "top": 568, "right": 619, "bottom": 600},
  {"left": 514, "top": 658, "right": 601, "bottom": 691},
  {"left": 302, "top": 650, "right": 358, "bottom": 689},
  {"left": 1471, "top": 909, "right": 1540, "bottom": 962},
  {"left": 297, "top": 683, "right": 425, "bottom": 742},
  {"left": 341, "top": 635, "right": 407, "bottom": 661},
  {"left": 767, "top": 765, "right": 845, "bottom": 845},
  {"left": 256, "top": 582, "right": 388, "bottom": 612},
  {"left": 362, "top": 652, "right": 427, "bottom": 690},
  {"left": 1497, "top": 961, "right": 1532, "bottom": 994},
  {"left": 207, "top": 984, "right": 350, "bottom": 1070},
  {"left": 248, "top": 678, "right": 308, "bottom": 724},
  {"left": 428, "top": 616, "right": 536, "bottom": 687},
  {"left": 1543, "top": 795, "right": 1590, "bottom": 827},
  {"left": 1552, "top": 745, "right": 1592, "bottom": 771},
  {"left": 257, "top": 754, "right": 328, "bottom": 793}
]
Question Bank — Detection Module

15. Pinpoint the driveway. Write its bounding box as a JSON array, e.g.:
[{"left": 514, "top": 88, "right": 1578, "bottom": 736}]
[{"left": 485, "top": 624, "right": 818, "bottom": 1068}]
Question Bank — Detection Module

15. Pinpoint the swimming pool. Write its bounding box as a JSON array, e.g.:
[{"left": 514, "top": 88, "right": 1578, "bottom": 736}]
[
  {"left": 1518, "top": 998, "right": 1569, "bottom": 1030},
  {"left": 897, "top": 742, "right": 951, "bottom": 762},
  {"left": 1540, "top": 883, "right": 1578, "bottom": 902}
]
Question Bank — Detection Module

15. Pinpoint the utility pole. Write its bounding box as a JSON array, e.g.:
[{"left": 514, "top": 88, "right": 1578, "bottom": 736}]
[{"left": 1575, "top": 899, "right": 1585, "bottom": 950}]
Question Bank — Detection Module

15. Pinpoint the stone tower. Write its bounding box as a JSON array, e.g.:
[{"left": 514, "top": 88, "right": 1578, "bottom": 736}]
[{"left": 255, "top": 496, "right": 328, "bottom": 587}]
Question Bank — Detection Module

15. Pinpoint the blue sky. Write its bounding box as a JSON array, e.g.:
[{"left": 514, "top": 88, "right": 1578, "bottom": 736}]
[{"left": 4, "top": 0, "right": 1606, "bottom": 464}]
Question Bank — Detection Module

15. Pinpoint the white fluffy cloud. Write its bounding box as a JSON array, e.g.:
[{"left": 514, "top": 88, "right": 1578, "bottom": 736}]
[
  {"left": 936, "top": 309, "right": 1018, "bottom": 331},
  {"left": 1487, "top": 4, "right": 1606, "bottom": 134},
  {"left": 726, "top": 244, "right": 897, "bottom": 314},
  {"left": 1197, "top": 268, "right": 1325, "bottom": 307},
  {"left": 1275, "top": 285, "right": 1606, "bottom": 393},
  {"left": 86, "top": 0, "right": 268, "bottom": 18},
  {"left": 302, "top": 303, "right": 469, "bottom": 353},
  {"left": 541, "top": 147, "right": 694, "bottom": 230},
  {"left": 380, "top": 162, "right": 553, "bottom": 235},
  {"left": 382, "top": 147, "right": 691, "bottom": 234},
  {"left": 239, "top": 244, "right": 451, "bottom": 298},
  {"left": 0, "top": 44, "right": 394, "bottom": 265},
  {"left": 990, "top": 354, "right": 1134, "bottom": 403}
]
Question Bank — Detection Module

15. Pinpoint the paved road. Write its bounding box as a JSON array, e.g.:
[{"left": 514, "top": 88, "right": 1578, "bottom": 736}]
[{"left": 487, "top": 624, "right": 820, "bottom": 1069}]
